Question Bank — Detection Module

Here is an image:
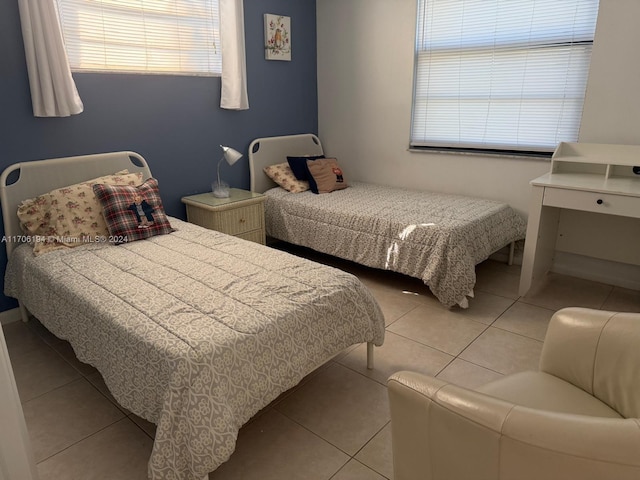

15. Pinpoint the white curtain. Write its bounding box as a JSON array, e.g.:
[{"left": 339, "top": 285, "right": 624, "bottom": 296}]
[
  {"left": 18, "top": 0, "right": 83, "bottom": 117},
  {"left": 219, "top": 0, "right": 249, "bottom": 110}
]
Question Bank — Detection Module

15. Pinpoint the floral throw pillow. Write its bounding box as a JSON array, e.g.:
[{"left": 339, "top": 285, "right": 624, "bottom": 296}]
[
  {"left": 93, "top": 178, "right": 174, "bottom": 243},
  {"left": 17, "top": 170, "right": 144, "bottom": 255},
  {"left": 263, "top": 163, "right": 310, "bottom": 193}
]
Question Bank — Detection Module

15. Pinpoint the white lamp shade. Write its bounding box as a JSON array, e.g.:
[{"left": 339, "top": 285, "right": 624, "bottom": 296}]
[
  {"left": 213, "top": 145, "right": 242, "bottom": 198},
  {"left": 220, "top": 145, "right": 242, "bottom": 166}
]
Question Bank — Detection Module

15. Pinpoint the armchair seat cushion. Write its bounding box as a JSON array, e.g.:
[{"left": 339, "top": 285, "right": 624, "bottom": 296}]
[{"left": 478, "top": 371, "right": 622, "bottom": 418}]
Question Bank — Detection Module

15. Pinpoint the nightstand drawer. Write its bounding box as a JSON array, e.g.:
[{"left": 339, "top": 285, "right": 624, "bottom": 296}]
[
  {"left": 213, "top": 203, "right": 263, "bottom": 235},
  {"left": 186, "top": 202, "right": 263, "bottom": 236}
]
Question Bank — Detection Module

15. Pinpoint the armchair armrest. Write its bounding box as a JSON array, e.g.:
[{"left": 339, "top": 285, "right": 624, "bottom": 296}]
[
  {"left": 388, "top": 371, "right": 513, "bottom": 480},
  {"left": 388, "top": 371, "right": 640, "bottom": 480},
  {"left": 500, "top": 408, "right": 640, "bottom": 478}
]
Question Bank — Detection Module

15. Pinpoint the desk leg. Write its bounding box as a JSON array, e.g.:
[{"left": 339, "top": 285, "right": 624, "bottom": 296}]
[{"left": 519, "top": 186, "right": 561, "bottom": 296}]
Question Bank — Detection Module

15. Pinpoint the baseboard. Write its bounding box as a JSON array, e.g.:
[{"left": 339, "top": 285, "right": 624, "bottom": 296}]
[
  {"left": 552, "top": 252, "right": 640, "bottom": 291},
  {"left": 0, "top": 308, "right": 22, "bottom": 326}
]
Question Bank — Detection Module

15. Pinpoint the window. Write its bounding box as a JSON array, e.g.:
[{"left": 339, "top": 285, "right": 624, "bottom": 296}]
[
  {"left": 411, "top": 0, "right": 600, "bottom": 154},
  {"left": 55, "top": 0, "right": 221, "bottom": 76}
]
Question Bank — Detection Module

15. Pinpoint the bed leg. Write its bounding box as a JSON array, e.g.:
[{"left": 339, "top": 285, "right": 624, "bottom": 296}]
[
  {"left": 508, "top": 241, "right": 515, "bottom": 266},
  {"left": 366, "top": 342, "right": 374, "bottom": 370},
  {"left": 18, "top": 302, "right": 29, "bottom": 323}
]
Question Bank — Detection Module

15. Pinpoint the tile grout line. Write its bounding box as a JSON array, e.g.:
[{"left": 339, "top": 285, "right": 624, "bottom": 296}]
[
  {"left": 35, "top": 417, "right": 130, "bottom": 466},
  {"left": 273, "top": 407, "right": 391, "bottom": 480}
]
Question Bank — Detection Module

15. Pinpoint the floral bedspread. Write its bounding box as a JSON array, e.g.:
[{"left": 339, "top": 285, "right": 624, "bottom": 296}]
[
  {"left": 265, "top": 182, "right": 527, "bottom": 307},
  {"left": 5, "top": 218, "right": 385, "bottom": 479}
]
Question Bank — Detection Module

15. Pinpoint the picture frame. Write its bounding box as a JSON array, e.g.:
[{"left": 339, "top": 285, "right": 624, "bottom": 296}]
[{"left": 264, "top": 14, "right": 291, "bottom": 61}]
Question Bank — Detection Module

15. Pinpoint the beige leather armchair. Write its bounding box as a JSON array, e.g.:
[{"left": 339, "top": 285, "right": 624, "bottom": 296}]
[{"left": 388, "top": 308, "right": 640, "bottom": 480}]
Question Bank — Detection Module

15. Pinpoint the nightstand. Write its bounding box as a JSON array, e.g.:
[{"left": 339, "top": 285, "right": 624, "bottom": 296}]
[{"left": 181, "top": 189, "right": 266, "bottom": 244}]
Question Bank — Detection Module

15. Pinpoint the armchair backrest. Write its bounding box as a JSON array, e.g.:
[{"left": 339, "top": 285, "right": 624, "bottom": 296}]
[{"left": 539, "top": 308, "right": 640, "bottom": 419}]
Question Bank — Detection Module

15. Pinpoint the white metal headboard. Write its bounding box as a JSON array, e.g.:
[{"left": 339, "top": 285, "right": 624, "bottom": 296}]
[
  {"left": 248, "top": 134, "right": 324, "bottom": 193},
  {"left": 0, "top": 151, "right": 151, "bottom": 256}
]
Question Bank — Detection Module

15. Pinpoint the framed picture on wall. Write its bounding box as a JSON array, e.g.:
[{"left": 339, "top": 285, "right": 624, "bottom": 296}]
[{"left": 264, "top": 14, "right": 291, "bottom": 61}]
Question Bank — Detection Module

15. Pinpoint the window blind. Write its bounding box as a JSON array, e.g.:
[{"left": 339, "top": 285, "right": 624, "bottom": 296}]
[
  {"left": 55, "top": 0, "right": 222, "bottom": 76},
  {"left": 411, "top": 0, "right": 599, "bottom": 153}
]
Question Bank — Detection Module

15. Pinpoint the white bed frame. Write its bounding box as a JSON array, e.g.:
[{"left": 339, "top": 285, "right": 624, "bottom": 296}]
[{"left": 249, "top": 133, "right": 324, "bottom": 193}]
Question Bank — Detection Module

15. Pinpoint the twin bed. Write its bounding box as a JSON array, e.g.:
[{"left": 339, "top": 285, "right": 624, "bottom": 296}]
[
  {"left": 0, "top": 150, "right": 384, "bottom": 480},
  {"left": 249, "top": 134, "right": 526, "bottom": 308},
  {"left": 2, "top": 134, "right": 525, "bottom": 479}
]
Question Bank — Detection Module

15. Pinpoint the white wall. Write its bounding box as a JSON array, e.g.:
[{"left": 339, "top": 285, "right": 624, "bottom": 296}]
[
  {"left": 316, "top": 0, "right": 549, "bottom": 217},
  {"left": 580, "top": 0, "right": 640, "bottom": 143},
  {"left": 317, "top": 0, "right": 640, "bottom": 279},
  {"left": 557, "top": 0, "right": 640, "bottom": 271}
]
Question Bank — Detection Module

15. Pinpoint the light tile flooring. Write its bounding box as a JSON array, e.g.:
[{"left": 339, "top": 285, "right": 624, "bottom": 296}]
[{"left": 4, "top": 245, "right": 640, "bottom": 480}]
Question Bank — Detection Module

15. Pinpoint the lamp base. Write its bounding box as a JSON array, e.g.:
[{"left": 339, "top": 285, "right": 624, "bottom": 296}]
[{"left": 212, "top": 181, "right": 230, "bottom": 198}]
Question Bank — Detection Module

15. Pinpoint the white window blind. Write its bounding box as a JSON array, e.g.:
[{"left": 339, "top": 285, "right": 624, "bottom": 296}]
[
  {"left": 411, "top": 0, "right": 599, "bottom": 153},
  {"left": 55, "top": 0, "right": 222, "bottom": 76}
]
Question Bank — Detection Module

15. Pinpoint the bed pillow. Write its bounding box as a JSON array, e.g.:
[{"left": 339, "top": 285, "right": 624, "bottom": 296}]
[
  {"left": 17, "top": 170, "right": 144, "bottom": 255},
  {"left": 306, "top": 158, "right": 349, "bottom": 194},
  {"left": 286, "top": 155, "right": 325, "bottom": 181},
  {"left": 93, "top": 178, "right": 174, "bottom": 243},
  {"left": 264, "top": 163, "right": 310, "bottom": 193}
]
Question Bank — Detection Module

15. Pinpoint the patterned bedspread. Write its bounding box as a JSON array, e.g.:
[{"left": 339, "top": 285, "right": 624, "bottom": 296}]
[
  {"left": 265, "top": 182, "right": 527, "bottom": 307},
  {"left": 4, "top": 218, "right": 385, "bottom": 480}
]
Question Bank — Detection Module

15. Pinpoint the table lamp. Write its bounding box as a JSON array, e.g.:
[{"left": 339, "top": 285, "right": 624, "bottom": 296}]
[{"left": 212, "top": 145, "right": 242, "bottom": 198}]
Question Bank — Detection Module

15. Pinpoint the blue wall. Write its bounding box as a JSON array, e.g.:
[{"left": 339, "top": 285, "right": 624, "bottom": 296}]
[{"left": 0, "top": 0, "right": 318, "bottom": 312}]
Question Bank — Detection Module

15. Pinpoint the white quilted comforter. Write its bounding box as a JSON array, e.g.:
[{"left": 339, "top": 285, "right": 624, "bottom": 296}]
[
  {"left": 265, "top": 182, "right": 527, "bottom": 307},
  {"left": 4, "top": 218, "right": 385, "bottom": 479}
]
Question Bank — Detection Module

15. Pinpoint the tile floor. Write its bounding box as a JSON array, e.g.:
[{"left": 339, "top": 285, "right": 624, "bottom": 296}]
[{"left": 3, "top": 244, "right": 640, "bottom": 480}]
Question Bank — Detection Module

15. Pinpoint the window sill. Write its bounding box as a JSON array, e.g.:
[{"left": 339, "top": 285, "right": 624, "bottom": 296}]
[{"left": 408, "top": 147, "right": 552, "bottom": 161}]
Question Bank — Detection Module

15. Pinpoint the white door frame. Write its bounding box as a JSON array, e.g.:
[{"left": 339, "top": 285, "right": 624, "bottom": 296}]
[{"left": 0, "top": 325, "right": 38, "bottom": 480}]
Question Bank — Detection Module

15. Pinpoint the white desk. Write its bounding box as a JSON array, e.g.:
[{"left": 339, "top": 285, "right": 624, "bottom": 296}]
[{"left": 519, "top": 142, "right": 640, "bottom": 296}]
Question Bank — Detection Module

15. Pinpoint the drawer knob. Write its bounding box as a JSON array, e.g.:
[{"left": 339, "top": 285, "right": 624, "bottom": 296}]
[
  {"left": 239, "top": 218, "right": 246, "bottom": 223},
  {"left": 596, "top": 199, "right": 603, "bottom": 205}
]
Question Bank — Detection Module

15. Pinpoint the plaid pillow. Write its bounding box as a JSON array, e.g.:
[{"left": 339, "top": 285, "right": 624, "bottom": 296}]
[{"left": 93, "top": 178, "right": 174, "bottom": 243}]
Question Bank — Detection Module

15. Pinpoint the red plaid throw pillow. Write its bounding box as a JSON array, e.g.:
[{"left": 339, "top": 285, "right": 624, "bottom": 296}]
[{"left": 93, "top": 178, "right": 174, "bottom": 243}]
